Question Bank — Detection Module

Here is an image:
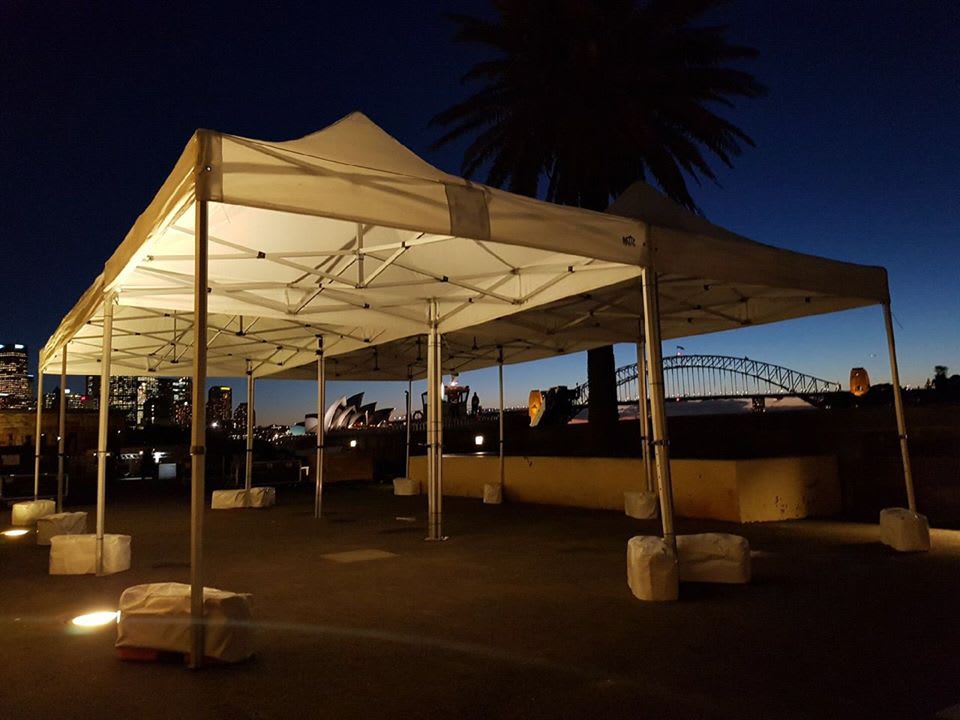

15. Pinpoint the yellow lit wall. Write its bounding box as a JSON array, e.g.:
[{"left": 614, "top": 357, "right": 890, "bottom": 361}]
[{"left": 408, "top": 454, "right": 840, "bottom": 522}]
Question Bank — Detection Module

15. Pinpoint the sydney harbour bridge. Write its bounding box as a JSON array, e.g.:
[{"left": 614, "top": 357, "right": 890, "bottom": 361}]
[{"left": 577, "top": 354, "right": 842, "bottom": 407}]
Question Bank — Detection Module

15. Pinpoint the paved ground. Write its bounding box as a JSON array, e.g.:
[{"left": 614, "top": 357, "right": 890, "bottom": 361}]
[{"left": 2, "top": 483, "right": 959, "bottom": 719}]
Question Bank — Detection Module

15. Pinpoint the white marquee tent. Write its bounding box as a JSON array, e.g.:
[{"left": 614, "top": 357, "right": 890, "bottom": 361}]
[{"left": 36, "top": 112, "right": 914, "bottom": 665}]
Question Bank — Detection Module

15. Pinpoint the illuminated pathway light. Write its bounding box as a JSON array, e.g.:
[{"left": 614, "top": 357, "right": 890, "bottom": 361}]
[{"left": 2, "top": 529, "right": 30, "bottom": 538}]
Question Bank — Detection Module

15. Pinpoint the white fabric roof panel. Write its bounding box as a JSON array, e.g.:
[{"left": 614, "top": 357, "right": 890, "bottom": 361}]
[
  {"left": 609, "top": 183, "right": 887, "bottom": 301},
  {"left": 41, "top": 112, "right": 889, "bottom": 379}
]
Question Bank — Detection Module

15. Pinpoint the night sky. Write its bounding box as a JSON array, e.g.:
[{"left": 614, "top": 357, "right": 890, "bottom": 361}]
[{"left": 2, "top": 0, "right": 958, "bottom": 424}]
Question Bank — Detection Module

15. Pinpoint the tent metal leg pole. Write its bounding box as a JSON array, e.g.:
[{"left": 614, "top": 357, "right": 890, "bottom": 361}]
[
  {"left": 636, "top": 326, "right": 654, "bottom": 493},
  {"left": 189, "top": 196, "right": 209, "bottom": 669},
  {"left": 498, "top": 347, "right": 505, "bottom": 490},
  {"left": 405, "top": 378, "right": 412, "bottom": 479},
  {"left": 426, "top": 331, "right": 434, "bottom": 534},
  {"left": 641, "top": 269, "right": 676, "bottom": 552},
  {"left": 314, "top": 337, "right": 325, "bottom": 519},
  {"left": 244, "top": 361, "right": 254, "bottom": 493},
  {"left": 33, "top": 353, "right": 43, "bottom": 501},
  {"left": 95, "top": 296, "right": 114, "bottom": 575},
  {"left": 438, "top": 341, "right": 443, "bottom": 513},
  {"left": 437, "top": 326, "right": 444, "bottom": 532},
  {"left": 57, "top": 347, "right": 67, "bottom": 512},
  {"left": 426, "top": 300, "right": 444, "bottom": 540},
  {"left": 882, "top": 302, "right": 916, "bottom": 511}
]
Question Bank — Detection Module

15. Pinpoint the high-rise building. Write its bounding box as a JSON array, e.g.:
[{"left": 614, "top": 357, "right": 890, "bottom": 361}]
[
  {"left": 111, "top": 376, "right": 139, "bottom": 425},
  {"left": 85, "top": 375, "right": 193, "bottom": 427},
  {"left": 234, "top": 402, "right": 253, "bottom": 434},
  {"left": 168, "top": 377, "right": 192, "bottom": 409},
  {"left": 0, "top": 343, "right": 30, "bottom": 410},
  {"left": 42, "top": 387, "right": 89, "bottom": 410},
  {"left": 207, "top": 386, "right": 233, "bottom": 429},
  {"left": 136, "top": 377, "right": 159, "bottom": 426},
  {"left": 84, "top": 375, "right": 99, "bottom": 404}
]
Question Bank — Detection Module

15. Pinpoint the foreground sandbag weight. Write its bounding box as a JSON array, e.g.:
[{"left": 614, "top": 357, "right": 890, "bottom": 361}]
[
  {"left": 49, "top": 534, "right": 131, "bottom": 575},
  {"left": 626, "top": 536, "right": 678, "bottom": 601},
  {"left": 116, "top": 582, "right": 254, "bottom": 663},
  {"left": 624, "top": 490, "right": 658, "bottom": 520},
  {"left": 676, "top": 533, "right": 751, "bottom": 584},
  {"left": 880, "top": 507, "right": 930, "bottom": 552},
  {"left": 12, "top": 499, "right": 56, "bottom": 526},
  {"left": 36, "top": 511, "right": 88, "bottom": 545},
  {"left": 393, "top": 477, "right": 420, "bottom": 496}
]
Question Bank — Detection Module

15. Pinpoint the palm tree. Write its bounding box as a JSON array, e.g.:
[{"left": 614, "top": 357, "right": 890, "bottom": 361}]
[{"left": 432, "top": 0, "right": 766, "bottom": 431}]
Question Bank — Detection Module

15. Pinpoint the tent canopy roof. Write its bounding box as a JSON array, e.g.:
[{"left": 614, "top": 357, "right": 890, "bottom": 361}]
[{"left": 41, "top": 112, "right": 888, "bottom": 380}]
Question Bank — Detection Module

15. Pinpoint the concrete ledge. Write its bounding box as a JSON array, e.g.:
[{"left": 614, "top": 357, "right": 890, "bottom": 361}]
[
  {"left": 880, "top": 507, "right": 930, "bottom": 552},
  {"left": 627, "top": 536, "right": 678, "bottom": 602},
  {"left": 624, "top": 491, "right": 658, "bottom": 519},
  {"left": 393, "top": 477, "right": 420, "bottom": 496},
  {"left": 409, "top": 455, "right": 839, "bottom": 522},
  {"left": 37, "top": 512, "right": 87, "bottom": 546},
  {"left": 12, "top": 499, "right": 56, "bottom": 526},
  {"left": 49, "top": 534, "right": 131, "bottom": 575},
  {"left": 677, "top": 533, "right": 751, "bottom": 584}
]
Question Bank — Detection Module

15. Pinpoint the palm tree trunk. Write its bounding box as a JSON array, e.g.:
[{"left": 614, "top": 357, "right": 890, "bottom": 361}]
[{"left": 587, "top": 344, "right": 619, "bottom": 434}]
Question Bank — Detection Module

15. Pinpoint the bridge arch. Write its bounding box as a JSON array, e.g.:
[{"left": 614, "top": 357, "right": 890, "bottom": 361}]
[{"left": 578, "top": 354, "right": 841, "bottom": 405}]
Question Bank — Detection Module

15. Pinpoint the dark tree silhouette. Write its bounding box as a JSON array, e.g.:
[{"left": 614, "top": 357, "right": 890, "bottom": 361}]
[{"left": 433, "top": 0, "right": 766, "bottom": 430}]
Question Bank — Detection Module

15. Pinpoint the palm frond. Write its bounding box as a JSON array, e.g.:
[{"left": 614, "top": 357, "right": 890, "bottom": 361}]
[{"left": 432, "top": 0, "right": 765, "bottom": 212}]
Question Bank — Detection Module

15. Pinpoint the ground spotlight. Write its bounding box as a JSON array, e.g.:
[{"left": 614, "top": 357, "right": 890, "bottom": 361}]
[
  {"left": 71, "top": 611, "right": 119, "bottom": 628},
  {"left": 2, "top": 528, "right": 30, "bottom": 538}
]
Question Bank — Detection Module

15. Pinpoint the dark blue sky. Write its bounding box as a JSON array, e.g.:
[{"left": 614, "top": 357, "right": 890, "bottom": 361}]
[{"left": 2, "top": 1, "right": 957, "bottom": 424}]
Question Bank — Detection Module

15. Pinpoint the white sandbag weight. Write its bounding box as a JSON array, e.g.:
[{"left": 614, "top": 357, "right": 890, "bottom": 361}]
[
  {"left": 624, "top": 491, "right": 658, "bottom": 519},
  {"left": 247, "top": 487, "right": 275, "bottom": 508},
  {"left": 36, "top": 511, "right": 87, "bottom": 545},
  {"left": 880, "top": 507, "right": 930, "bottom": 552},
  {"left": 626, "top": 535, "right": 678, "bottom": 602},
  {"left": 676, "top": 533, "right": 751, "bottom": 584},
  {"left": 116, "top": 582, "right": 253, "bottom": 663},
  {"left": 483, "top": 483, "right": 502, "bottom": 505},
  {"left": 393, "top": 477, "right": 420, "bottom": 496},
  {"left": 12, "top": 499, "right": 56, "bottom": 526},
  {"left": 211, "top": 489, "right": 249, "bottom": 509},
  {"left": 49, "top": 534, "right": 131, "bottom": 575}
]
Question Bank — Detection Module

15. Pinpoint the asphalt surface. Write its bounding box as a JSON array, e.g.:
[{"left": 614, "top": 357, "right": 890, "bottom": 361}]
[{"left": 2, "top": 483, "right": 959, "bottom": 719}]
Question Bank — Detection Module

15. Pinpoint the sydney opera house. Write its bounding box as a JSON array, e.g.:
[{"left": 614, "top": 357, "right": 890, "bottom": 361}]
[{"left": 304, "top": 393, "right": 394, "bottom": 434}]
